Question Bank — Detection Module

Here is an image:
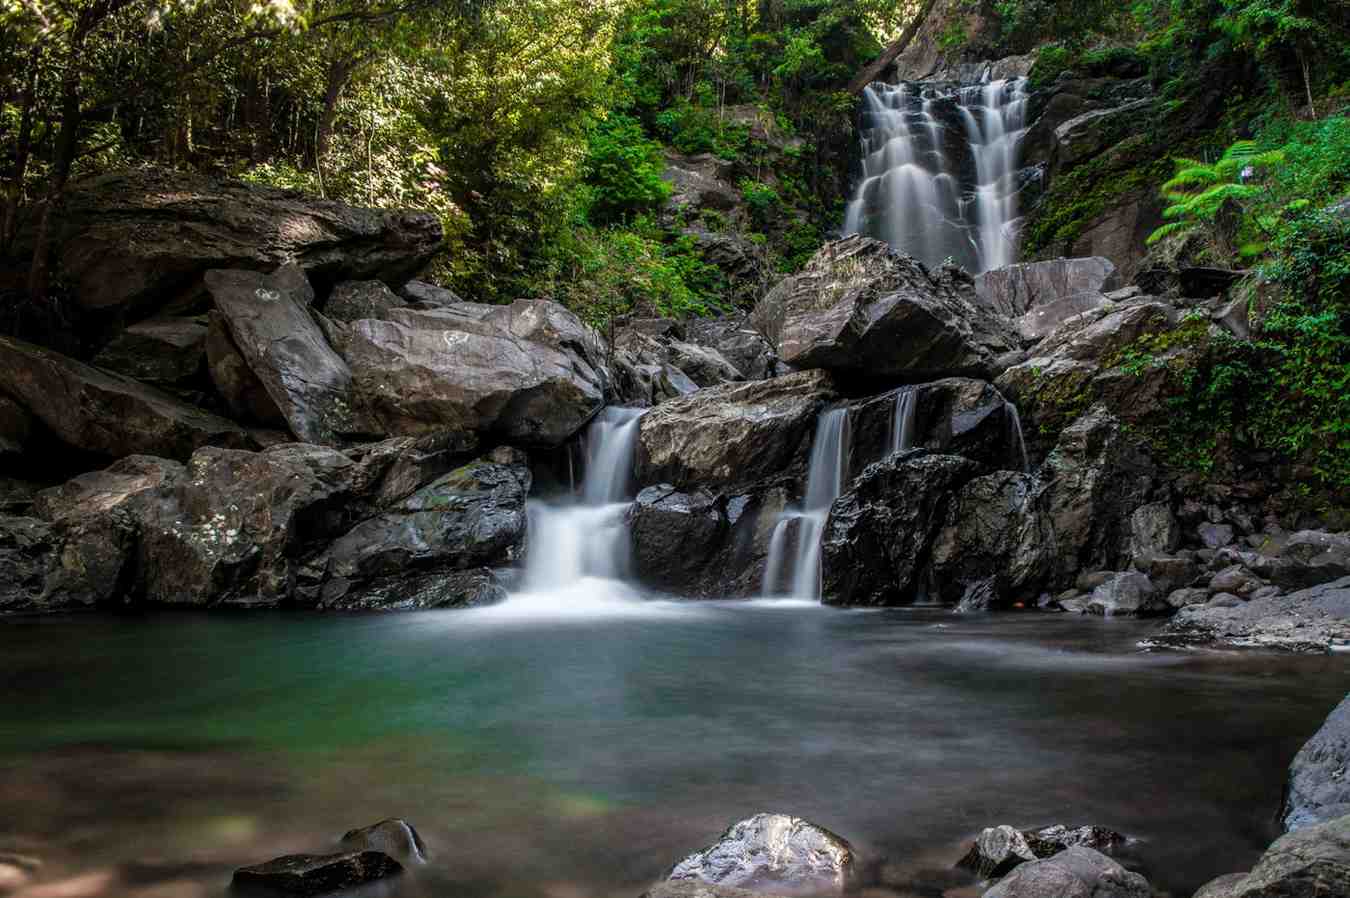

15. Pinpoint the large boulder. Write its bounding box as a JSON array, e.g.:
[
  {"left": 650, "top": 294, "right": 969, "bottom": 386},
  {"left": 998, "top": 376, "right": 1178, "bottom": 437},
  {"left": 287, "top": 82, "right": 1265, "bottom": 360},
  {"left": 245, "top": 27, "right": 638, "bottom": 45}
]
[
  {"left": 683, "top": 317, "right": 777, "bottom": 381},
  {"left": 1248, "top": 532, "right": 1350, "bottom": 592},
  {"left": 751, "top": 236, "right": 1017, "bottom": 381},
  {"left": 0, "top": 335, "right": 250, "bottom": 461},
  {"left": 982, "top": 847, "right": 1149, "bottom": 898},
  {"left": 1284, "top": 695, "right": 1350, "bottom": 832},
  {"left": 204, "top": 266, "right": 355, "bottom": 445},
  {"left": 1209, "top": 813, "right": 1350, "bottom": 898},
  {"left": 205, "top": 312, "right": 285, "bottom": 426},
  {"left": 627, "top": 485, "right": 728, "bottom": 591},
  {"left": 344, "top": 301, "right": 607, "bottom": 447},
  {"left": 845, "top": 379, "right": 1021, "bottom": 476},
  {"left": 667, "top": 813, "right": 854, "bottom": 895},
  {"left": 974, "top": 257, "right": 1120, "bottom": 345},
  {"left": 930, "top": 472, "right": 1055, "bottom": 608},
  {"left": 637, "top": 371, "right": 835, "bottom": 491},
  {"left": 0, "top": 516, "right": 57, "bottom": 613},
  {"left": 959, "top": 824, "right": 1126, "bottom": 880},
  {"left": 323, "top": 280, "right": 407, "bottom": 323},
  {"left": 1150, "top": 576, "right": 1350, "bottom": 653},
  {"left": 821, "top": 452, "right": 983, "bottom": 606},
  {"left": 42, "top": 167, "right": 440, "bottom": 321},
  {"left": 339, "top": 819, "right": 427, "bottom": 864},
  {"left": 232, "top": 851, "right": 402, "bottom": 896}
]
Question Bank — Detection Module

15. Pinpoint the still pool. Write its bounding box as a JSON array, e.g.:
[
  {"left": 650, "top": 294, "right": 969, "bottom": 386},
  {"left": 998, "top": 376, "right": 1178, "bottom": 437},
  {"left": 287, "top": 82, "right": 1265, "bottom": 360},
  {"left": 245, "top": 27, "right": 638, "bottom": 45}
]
[{"left": 1, "top": 600, "right": 1346, "bottom": 897}]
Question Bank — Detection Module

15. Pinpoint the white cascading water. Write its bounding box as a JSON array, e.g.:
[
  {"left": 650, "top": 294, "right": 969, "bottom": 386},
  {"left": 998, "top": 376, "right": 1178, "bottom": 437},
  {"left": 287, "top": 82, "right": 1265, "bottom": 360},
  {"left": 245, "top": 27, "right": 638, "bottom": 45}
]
[
  {"left": 890, "top": 387, "right": 917, "bottom": 456},
  {"left": 1007, "top": 402, "right": 1030, "bottom": 474},
  {"left": 842, "top": 77, "right": 1028, "bottom": 274},
  {"left": 494, "top": 407, "right": 654, "bottom": 617},
  {"left": 762, "top": 408, "right": 852, "bottom": 600}
]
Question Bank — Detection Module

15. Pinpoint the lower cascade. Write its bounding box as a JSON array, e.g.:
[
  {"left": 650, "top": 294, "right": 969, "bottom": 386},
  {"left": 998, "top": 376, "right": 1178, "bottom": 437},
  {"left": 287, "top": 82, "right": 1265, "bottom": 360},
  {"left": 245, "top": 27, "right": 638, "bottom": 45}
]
[
  {"left": 763, "top": 408, "right": 852, "bottom": 600},
  {"left": 842, "top": 77, "right": 1028, "bottom": 273},
  {"left": 508, "top": 406, "right": 646, "bottom": 612}
]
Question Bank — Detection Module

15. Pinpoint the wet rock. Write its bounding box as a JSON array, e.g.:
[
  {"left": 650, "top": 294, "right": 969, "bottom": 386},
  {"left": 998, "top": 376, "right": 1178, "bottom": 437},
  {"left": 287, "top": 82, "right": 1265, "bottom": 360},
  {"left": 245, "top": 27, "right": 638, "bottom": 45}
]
[
  {"left": 1130, "top": 502, "right": 1179, "bottom": 562},
  {"left": 931, "top": 472, "right": 1055, "bottom": 607},
  {"left": 975, "top": 257, "right": 1120, "bottom": 318},
  {"left": 205, "top": 266, "right": 355, "bottom": 445},
  {"left": 0, "top": 516, "right": 57, "bottom": 613},
  {"left": 399, "top": 280, "right": 462, "bottom": 308},
  {"left": 960, "top": 825, "right": 1126, "bottom": 880},
  {"left": 982, "top": 847, "right": 1149, "bottom": 898},
  {"left": 845, "top": 379, "right": 1020, "bottom": 476},
  {"left": 684, "top": 317, "right": 777, "bottom": 381},
  {"left": 92, "top": 318, "right": 208, "bottom": 388},
  {"left": 317, "top": 567, "right": 507, "bottom": 611},
  {"left": 1146, "top": 556, "right": 1200, "bottom": 595},
  {"left": 1166, "top": 587, "right": 1210, "bottom": 609},
  {"left": 0, "top": 335, "right": 250, "bottom": 461},
  {"left": 628, "top": 486, "right": 727, "bottom": 591},
  {"left": 1151, "top": 576, "right": 1350, "bottom": 653},
  {"left": 752, "top": 236, "right": 1017, "bottom": 380},
  {"left": 1209, "top": 565, "right": 1264, "bottom": 598},
  {"left": 637, "top": 371, "right": 835, "bottom": 491},
  {"left": 205, "top": 312, "right": 285, "bottom": 427},
  {"left": 611, "top": 351, "right": 700, "bottom": 407},
  {"left": 319, "top": 453, "right": 530, "bottom": 584},
  {"left": 1086, "top": 571, "right": 1163, "bottom": 617},
  {"left": 1054, "top": 100, "right": 1155, "bottom": 171},
  {"left": 1209, "top": 593, "right": 1245, "bottom": 608},
  {"left": 39, "top": 166, "right": 440, "bottom": 321},
  {"left": 1283, "top": 695, "right": 1350, "bottom": 832},
  {"left": 1194, "top": 872, "right": 1248, "bottom": 898},
  {"left": 644, "top": 881, "right": 793, "bottom": 898},
  {"left": 822, "top": 452, "right": 983, "bottom": 606},
  {"left": 667, "top": 813, "right": 854, "bottom": 895},
  {"left": 345, "top": 300, "right": 606, "bottom": 447},
  {"left": 1215, "top": 813, "right": 1350, "bottom": 898},
  {"left": 231, "top": 850, "right": 402, "bottom": 896},
  {"left": 340, "top": 818, "right": 427, "bottom": 864},
  {"left": 324, "top": 280, "right": 406, "bottom": 323}
]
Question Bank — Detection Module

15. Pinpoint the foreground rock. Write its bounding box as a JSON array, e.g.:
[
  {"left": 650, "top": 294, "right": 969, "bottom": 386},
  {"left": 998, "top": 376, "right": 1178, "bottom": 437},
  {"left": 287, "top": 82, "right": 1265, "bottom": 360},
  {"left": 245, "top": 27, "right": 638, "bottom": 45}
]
[
  {"left": 0, "top": 335, "right": 250, "bottom": 461},
  {"left": 1199, "top": 813, "right": 1350, "bottom": 898},
  {"left": 637, "top": 371, "right": 835, "bottom": 491},
  {"left": 668, "top": 813, "right": 854, "bottom": 895},
  {"left": 205, "top": 266, "right": 355, "bottom": 444},
  {"left": 91, "top": 317, "right": 208, "bottom": 390},
  {"left": 752, "top": 236, "right": 1017, "bottom": 381},
  {"left": 344, "top": 300, "right": 607, "bottom": 447},
  {"left": 1283, "top": 695, "right": 1350, "bottom": 832},
  {"left": 982, "top": 847, "right": 1149, "bottom": 898},
  {"left": 231, "top": 851, "right": 402, "bottom": 895},
  {"left": 340, "top": 818, "right": 427, "bottom": 864},
  {"left": 1149, "top": 576, "right": 1350, "bottom": 653},
  {"left": 40, "top": 167, "right": 440, "bottom": 321},
  {"left": 960, "top": 824, "right": 1126, "bottom": 879},
  {"left": 644, "top": 882, "right": 792, "bottom": 898}
]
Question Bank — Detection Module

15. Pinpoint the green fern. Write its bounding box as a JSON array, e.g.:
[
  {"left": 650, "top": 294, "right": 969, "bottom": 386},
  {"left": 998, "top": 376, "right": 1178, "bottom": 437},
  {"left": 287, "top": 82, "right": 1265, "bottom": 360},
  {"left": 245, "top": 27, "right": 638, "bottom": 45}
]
[{"left": 1147, "top": 140, "right": 1286, "bottom": 249}]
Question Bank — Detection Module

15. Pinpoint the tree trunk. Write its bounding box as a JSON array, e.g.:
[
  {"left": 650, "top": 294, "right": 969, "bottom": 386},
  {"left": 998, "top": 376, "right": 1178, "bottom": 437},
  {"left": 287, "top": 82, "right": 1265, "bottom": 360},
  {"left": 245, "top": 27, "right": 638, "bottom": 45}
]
[
  {"left": 1, "top": 48, "right": 40, "bottom": 257},
  {"left": 1299, "top": 49, "right": 1317, "bottom": 119},
  {"left": 846, "top": 0, "right": 940, "bottom": 95},
  {"left": 27, "top": 79, "right": 82, "bottom": 301}
]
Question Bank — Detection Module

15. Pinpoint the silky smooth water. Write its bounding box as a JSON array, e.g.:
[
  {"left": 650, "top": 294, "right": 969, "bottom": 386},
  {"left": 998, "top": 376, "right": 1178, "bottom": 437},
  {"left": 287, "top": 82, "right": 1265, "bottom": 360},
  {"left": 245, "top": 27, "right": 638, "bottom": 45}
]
[{"left": 1, "top": 608, "right": 1345, "bottom": 898}]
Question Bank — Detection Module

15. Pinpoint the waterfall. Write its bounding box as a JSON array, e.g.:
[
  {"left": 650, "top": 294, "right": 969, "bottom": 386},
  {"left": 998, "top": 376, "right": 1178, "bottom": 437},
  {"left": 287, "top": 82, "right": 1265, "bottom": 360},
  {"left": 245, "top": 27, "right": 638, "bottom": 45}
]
[
  {"left": 513, "top": 407, "right": 644, "bottom": 604},
  {"left": 843, "top": 77, "right": 1028, "bottom": 274},
  {"left": 890, "top": 387, "right": 917, "bottom": 456},
  {"left": 762, "top": 408, "right": 852, "bottom": 600},
  {"left": 1007, "top": 403, "right": 1030, "bottom": 475}
]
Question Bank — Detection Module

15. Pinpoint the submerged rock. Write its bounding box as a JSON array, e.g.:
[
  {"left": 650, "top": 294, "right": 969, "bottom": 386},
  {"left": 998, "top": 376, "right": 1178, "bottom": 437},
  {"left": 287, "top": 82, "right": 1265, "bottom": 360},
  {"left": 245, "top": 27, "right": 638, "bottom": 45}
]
[
  {"left": 340, "top": 818, "right": 427, "bottom": 864},
  {"left": 1085, "top": 572, "right": 1164, "bottom": 617},
  {"left": 1283, "top": 694, "right": 1350, "bottom": 832},
  {"left": 752, "top": 236, "right": 1017, "bottom": 380},
  {"left": 231, "top": 850, "right": 402, "bottom": 895},
  {"left": 982, "top": 847, "right": 1149, "bottom": 898},
  {"left": 668, "top": 813, "right": 854, "bottom": 895},
  {"left": 1150, "top": 576, "right": 1350, "bottom": 653}
]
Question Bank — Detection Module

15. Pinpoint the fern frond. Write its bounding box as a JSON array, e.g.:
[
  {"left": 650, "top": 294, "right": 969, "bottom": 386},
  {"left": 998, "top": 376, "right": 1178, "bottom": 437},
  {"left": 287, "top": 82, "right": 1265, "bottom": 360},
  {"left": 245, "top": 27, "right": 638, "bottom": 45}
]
[{"left": 1146, "top": 220, "right": 1195, "bottom": 245}]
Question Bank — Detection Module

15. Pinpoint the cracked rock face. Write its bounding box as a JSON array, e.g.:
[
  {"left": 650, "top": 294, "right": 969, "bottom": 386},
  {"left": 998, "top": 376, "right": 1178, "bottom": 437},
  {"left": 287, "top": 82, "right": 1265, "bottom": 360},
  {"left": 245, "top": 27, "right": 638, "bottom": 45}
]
[
  {"left": 668, "top": 813, "right": 855, "bottom": 895},
  {"left": 1283, "top": 694, "right": 1350, "bottom": 832}
]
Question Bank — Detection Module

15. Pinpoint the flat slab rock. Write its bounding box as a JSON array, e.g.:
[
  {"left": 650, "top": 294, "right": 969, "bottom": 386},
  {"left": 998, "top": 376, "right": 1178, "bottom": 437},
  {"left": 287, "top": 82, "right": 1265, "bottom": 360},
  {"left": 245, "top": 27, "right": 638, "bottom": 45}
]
[
  {"left": 232, "top": 850, "right": 402, "bottom": 895},
  {"left": 668, "top": 813, "right": 855, "bottom": 895},
  {"left": 1147, "top": 575, "right": 1350, "bottom": 653}
]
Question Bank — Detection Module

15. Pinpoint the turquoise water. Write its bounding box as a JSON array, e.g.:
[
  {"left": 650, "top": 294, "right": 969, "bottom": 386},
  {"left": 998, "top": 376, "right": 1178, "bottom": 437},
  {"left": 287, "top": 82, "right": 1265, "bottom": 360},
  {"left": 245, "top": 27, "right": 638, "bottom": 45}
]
[{"left": 1, "top": 603, "right": 1346, "bottom": 898}]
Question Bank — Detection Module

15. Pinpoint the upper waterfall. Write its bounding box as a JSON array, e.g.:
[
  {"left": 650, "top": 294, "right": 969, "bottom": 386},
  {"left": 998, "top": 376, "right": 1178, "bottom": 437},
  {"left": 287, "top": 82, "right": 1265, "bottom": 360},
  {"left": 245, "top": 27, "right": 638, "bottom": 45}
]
[{"left": 842, "top": 77, "right": 1029, "bottom": 273}]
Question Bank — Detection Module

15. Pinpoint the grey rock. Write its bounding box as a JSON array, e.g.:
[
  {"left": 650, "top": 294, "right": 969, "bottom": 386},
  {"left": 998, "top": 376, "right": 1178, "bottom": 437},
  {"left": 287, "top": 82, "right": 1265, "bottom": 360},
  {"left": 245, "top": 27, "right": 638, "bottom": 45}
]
[
  {"left": 92, "top": 317, "right": 208, "bottom": 388},
  {"left": 318, "top": 567, "right": 507, "bottom": 612},
  {"left": 1053, "top": 100, "right": 1155, "bottom": 170},
  {"left": 1146, "top": 556, "right": 1200, "bottom": 595},
  {"left": 1209, "top": 593, "right": 1245, "bottom": 608},
  {"left": 960, "top": 824, "right": 1126, "bottom": 880},
  {"left": 1151, "top": 575, "right": 1350, "bottom": 653},
  {"left": 340, "top": 818, "right": 427, "bottom": 864},
  {"left": 231, "top": 850, "right": 402, "bottom": 896},
  {"left": 628, "top": 486, "right": 726, "bottom": 591},
  {"left": 205, "top": 266, "right": 355, "bottom": 444},
  {"left": 752, "top": 236, "right": 1017, "bottom": 380},
  {"left": 41, "top": 167, "right": 440, "bottom": 320},
  {"left": 1249, "top": 531, "right": 1350, "bottom": 591},
  {"left": 325, "top": 280, "right": 406, "bottom": 322},
  {"left": 1199, "top": 522, "right": 1237, "bottom": 550},
  {"left": 1225, "top": 813, "right": 1350, "bottom": 898},
  {"left": 668, "top": 813, "right": 854, "bottom": 895},
  {"left": 1210, "top": 564, "right": 1264, "bottom": 598},
  {"left": 982, "top": 847, "right": 1149, "bottom": 898},
  {"left": 931, "top": 472, "right": 1054, "bottom": 607},
  {"left": 1194, "top": 872, "right": 1248, "bottom": 898},
  {"left": 1167, "top": 587, "right": 1211, "bottom": 609},
  {"left": 637, "top": 371, "right": 835, "bottom": 491},
  {"left": 1130, "top": 502, "right": 1179, "bottom": 562},
  {"left": 399, "top": 280, "right": 463, "bottom": 308},
  {"left": 975, "top": 257, "right": 1120, "bottom": 318},
  {"left": 1087, "top": 571, "right": 1162, "bottom": 617},
  {"left": 684, "top": 317, "right": 777, "bottom": 381},
  {"left": 0, "top": 335, "right": 250, "bottom": 461},
  {"left": 643, "top": 881, "right": 792, "bottom": 898},
  {"left": 1282, "top": 695, "right": 1350, "bottom": 832},
  {"left": 0, "top": 516, "right": 57, "bottom": 613},
  {"left": 0, "top": 395, "right": 33, "bottom": 457},
  {"left": 205, "top": 311, "right": 285, "bottom": 426}
]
